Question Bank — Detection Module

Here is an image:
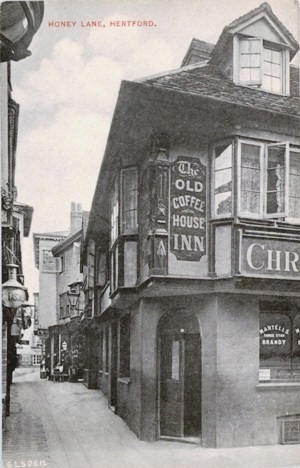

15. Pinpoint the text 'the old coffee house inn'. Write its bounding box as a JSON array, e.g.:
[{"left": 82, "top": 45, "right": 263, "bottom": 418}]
[{"left": 84, "top": 3, "right": 300, "bottom": 448}]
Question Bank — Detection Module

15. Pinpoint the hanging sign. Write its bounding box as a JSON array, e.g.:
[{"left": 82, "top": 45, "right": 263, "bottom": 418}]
[{"left": 170, "top": 157, "right": 206, "bottom": 261}]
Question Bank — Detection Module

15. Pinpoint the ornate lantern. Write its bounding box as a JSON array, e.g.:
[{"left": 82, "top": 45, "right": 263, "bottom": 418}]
[{"left": 2, "top": 264, "right": 27, "bottom": 310}]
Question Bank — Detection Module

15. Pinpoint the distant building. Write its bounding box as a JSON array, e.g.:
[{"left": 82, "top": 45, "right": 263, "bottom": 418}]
[
  {"left": 48, "top": 203, "right": 86, "bottom": 377},
  {"left": 33, "top": 231, "right": 68, "bottom": 330},
  {"left": 16, "top": 302, "right": 42, "bottom": 367}
]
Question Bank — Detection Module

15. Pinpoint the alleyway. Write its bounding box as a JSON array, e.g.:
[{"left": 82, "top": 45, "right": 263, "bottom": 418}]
[{"left": 3, "top": 368, "right": 300, "bottom": 468}]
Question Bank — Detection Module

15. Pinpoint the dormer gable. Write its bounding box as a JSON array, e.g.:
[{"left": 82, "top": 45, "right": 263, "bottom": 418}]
[{"left": 209, "top": 2, "right": 299, "bottom": 96}]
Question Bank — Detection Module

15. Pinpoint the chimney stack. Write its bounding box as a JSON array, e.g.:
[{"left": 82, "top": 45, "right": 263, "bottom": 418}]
[{"left": 70, "top": 202, "right": 83, "bottom": 234}]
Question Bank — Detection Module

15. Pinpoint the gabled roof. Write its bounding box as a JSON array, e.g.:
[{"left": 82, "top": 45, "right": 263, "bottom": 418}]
[
  {"left": 181, "top": 39, "right": 215, "bottom": 67},
  {"left": 143, "top": 63, "right": 300, "bottom": 119},
  {"left": 52, "top": 229, "right": 82, "bottom": 256},
  {"left": 210, "top": 2, "right": 299, "bottom": 62}
]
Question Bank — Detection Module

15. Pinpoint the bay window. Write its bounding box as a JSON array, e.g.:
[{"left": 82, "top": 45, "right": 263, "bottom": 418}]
[
  {"left": 237, "top": 141, "right": 300, "bottom": 222},
  {"left": 110, "top": 167, "right": 138, "bottom": 293},
  {"left": 213, "top": 140, "right": 300, "bottom": 222},
  {"left": 121, "top": 167, "right": 138, "bottom": 234}
]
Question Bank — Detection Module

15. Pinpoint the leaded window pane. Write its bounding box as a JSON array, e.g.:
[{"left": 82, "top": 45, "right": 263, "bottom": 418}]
[
  {"left": 266, "top": 145, "right": 285, "bottom": 214},
  {"left": 240, "top": 143, "right": 261, "bottom": 214},
  {"left": 289, "top": 152, "right": 300, "bottom": 219},
  {"left": 122, "top": 168, "right": 138, "bottom": 234}
]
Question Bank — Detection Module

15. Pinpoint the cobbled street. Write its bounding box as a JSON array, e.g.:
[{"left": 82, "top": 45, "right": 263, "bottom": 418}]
[{"left": 2, "top": 368, "right": 300, "bottom": 468}]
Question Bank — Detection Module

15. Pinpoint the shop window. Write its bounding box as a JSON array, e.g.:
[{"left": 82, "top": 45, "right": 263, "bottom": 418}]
[
  {"left": 119, "top": 315, "right": 130, "bottom": 378},
  {"left": 213, "top": 142, "right": 233, "bottom": 217},
  {"left": 236, "top": 37, "right": 287, "bottom": 95},
  {"left": 259, "top": 308, "right": 300, "bottom": 381}
]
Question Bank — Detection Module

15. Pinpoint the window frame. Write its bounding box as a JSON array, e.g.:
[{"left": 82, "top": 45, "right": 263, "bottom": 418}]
[
  {"left": 237, "top": 139, "right": 265, "bottom": 218},
  {"left": 235, "top": 34, "right": 288, "bottom": 96},
  {"left": 262, "top": 41, "right": 284, "bottom": 94},
  {"left": 211, "top": 139, "right": 234, "bottom": 219},
  {"left": 109, "top": 166, "right": 139, "bottom": 295},
  {"left": 286, "top": 147, "right": 300, "bottom": 225},
  {"left": 264, "top": 142, "right": 289, "bottom": 219},
  {"left": 120, "top": 166, "right": 138, "bottom": 235},
  {"left": 238, "top": 37, "right": 263, "bottom": 86},
  {"left": 213, "top": 139, "right": 300, "bottom": 223}
]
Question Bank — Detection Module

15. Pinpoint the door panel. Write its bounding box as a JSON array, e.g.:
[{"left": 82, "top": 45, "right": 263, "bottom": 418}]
[
  {"left": 184, "top": 334, "right": 201, "bottom": 437},
  {"left": 159, "top": 335, "right": 184, "bottom": 437}
]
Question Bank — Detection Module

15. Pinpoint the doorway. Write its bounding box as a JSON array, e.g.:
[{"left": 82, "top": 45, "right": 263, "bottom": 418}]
[
  {"left": 109, "top": 322, "right": 118, "bottom": 410},
  {"left": 158, "top": 312, "right": 201, "bottom": 441}
]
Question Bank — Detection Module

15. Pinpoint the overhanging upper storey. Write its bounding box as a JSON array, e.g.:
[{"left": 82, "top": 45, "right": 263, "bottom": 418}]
[{"left": 209, "top": 2, "right": 299, "bottom": 96}]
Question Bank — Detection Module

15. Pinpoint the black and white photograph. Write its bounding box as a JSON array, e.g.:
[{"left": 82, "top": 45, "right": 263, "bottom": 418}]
[{"left": 1, "top": 0, "right": 300, "bottom": 467}]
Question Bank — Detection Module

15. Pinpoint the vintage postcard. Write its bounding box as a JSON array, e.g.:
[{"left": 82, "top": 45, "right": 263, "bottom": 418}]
[{"left": 1, "top": 0, "right": 300, "bottom": 467}]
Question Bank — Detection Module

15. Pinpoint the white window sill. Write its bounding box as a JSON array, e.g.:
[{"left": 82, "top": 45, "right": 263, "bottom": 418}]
[{"left": 257, "top": 382, "right": 300, "bottom": 389}]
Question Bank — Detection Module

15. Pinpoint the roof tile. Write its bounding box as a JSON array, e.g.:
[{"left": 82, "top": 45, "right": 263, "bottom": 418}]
[{"left": 144, "top": 64, "right": 300, "bottom": 118}]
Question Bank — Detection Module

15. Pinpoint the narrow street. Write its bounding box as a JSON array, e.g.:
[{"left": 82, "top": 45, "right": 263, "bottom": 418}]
[{"left": 2, "top": 368, "right": 300, "bottom": 468}]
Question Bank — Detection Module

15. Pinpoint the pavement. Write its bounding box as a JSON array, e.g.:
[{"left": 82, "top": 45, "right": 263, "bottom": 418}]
[{"left": 2, "top": 367, "right": 300, "bottom": 468}]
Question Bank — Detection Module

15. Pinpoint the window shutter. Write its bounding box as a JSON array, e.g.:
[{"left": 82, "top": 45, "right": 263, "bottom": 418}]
[
  {"left": 239, "top": 37, "right": 262, "bottom": 85},
  {"left": 265, "top": 142, "right": 289, "bottom": 218}
]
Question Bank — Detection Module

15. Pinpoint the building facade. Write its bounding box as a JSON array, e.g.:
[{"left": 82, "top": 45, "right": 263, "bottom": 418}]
[
  {"left": 49, "top": 203, "right": 85, "bottom": 378},
  {"left": 84, "top": 3, "right": 300, "bottom": 448},
  {"left": 1, "top": 1, "right": 44, "bottom": 418},
  {"left": 33, "top": 230, "right": 67, "bottom": 371},
  {"left": 16, "top": 300, "right": 42, "bottom": 367}
]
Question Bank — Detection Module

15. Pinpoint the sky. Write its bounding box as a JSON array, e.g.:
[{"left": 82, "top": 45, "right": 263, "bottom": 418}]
[{"left": 12, "top": 0, "right": 299, "bottom": 298}]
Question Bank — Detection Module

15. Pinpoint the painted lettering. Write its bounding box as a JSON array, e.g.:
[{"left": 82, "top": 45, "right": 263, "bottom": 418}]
[
  {"left": 172, "top": 234, "right": 204, "bottom": 252},
  {"left": 246, "top": 243, "right": 264, "bottom": 270}
]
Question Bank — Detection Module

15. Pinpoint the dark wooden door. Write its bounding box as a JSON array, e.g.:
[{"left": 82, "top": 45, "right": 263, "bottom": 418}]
[
  {"left": 159, "top": 334, "right": 184, "bottom": 437},
  {"left": 184, "top": 334, "right": 201, "bottom": 437}
]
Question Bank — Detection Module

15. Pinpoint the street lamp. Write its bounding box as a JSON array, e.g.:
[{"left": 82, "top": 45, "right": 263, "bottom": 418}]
[
  {"left": 2, "top": 264, "right": 28, "bottom": 416},
  {"left": 2, "top": 264, "right": 27, "bottom": 312},
  {"left": 67, "top": 281, "right": 82, "bottom": 315}
]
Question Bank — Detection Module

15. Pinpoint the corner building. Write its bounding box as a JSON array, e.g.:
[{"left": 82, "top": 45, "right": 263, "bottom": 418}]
[{"left": 86, "top": 3, "right": 300, "bottom": 447}]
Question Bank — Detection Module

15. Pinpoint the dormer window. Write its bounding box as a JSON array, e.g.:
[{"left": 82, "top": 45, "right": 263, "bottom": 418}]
[{"left": 237, "top": 36, "right": 287, "bottom": 95}]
